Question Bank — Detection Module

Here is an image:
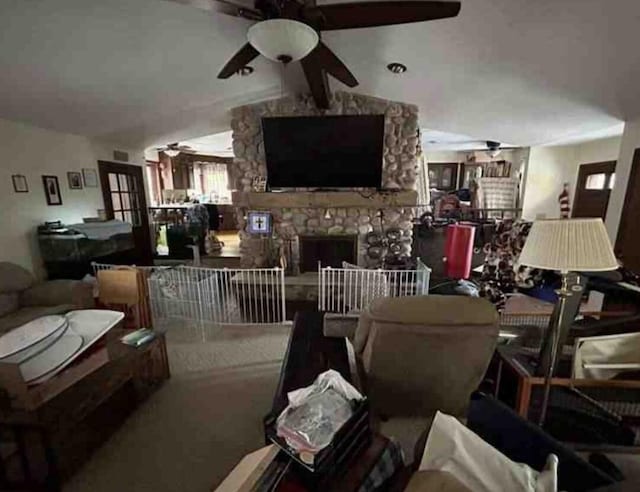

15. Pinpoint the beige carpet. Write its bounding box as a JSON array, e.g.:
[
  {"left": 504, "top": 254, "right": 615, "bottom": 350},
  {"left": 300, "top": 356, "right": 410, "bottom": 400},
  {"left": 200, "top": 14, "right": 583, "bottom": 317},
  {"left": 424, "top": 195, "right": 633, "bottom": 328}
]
[
  {"left": 164, "top": 323, "right": 291, "bottom": 375},
  {"left": 64, "top": 322, "right": 290, "bottom": 492},
  {"left": 64, "top": 362, "right": 282, "bottom": 492}
]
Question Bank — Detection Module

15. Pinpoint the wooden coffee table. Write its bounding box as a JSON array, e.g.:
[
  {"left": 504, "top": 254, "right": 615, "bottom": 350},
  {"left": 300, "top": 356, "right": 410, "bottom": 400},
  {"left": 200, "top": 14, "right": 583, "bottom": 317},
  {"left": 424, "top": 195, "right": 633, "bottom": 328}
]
[
  {"left": 0, "top": 328, "right": 170, "bottom": 486},
  {"left": 263, "top": 312, "right": 406, "bottom": 491}
]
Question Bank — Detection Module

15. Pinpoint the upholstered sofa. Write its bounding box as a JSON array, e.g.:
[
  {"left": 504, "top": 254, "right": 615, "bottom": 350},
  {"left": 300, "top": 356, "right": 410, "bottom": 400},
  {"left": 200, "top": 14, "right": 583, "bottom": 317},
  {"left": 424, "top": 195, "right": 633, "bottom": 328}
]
[{"left": 0, "top": 262, "right": 94, "bottom": 335}]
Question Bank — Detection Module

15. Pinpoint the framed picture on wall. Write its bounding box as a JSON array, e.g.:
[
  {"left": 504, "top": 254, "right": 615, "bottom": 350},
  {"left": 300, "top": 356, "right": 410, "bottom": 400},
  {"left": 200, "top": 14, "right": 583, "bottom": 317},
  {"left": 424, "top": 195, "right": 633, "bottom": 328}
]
[
  {"left": 82, "top": 168, "right": 98, "bottom": 187},
  {"left": 42, "top": 175, "right": 63, "bottom": 205},
  {"left": 12, "top": 174, "right": 28, "bottom": 193},
  {"left": 67, "top": 171, "right": 83, "bottom": 190}
]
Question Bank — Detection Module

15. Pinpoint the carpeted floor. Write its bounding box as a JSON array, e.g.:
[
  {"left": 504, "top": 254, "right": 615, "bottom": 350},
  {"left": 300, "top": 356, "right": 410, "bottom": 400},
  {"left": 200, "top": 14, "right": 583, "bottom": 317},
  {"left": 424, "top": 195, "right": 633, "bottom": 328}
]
[
  {"left": 164, "top": 322, "right": 291, "bottom": 375},
  {"left": 64, "top": 362, "right": 282, "bottom": 492},
  {"left": 63, "top": 321, "right": 290, "bottom": 492}
]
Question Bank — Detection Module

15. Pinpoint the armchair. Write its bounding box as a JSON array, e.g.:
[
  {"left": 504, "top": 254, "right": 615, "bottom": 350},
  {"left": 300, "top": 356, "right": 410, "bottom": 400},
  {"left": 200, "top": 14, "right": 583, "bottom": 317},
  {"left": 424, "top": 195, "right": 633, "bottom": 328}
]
[{"left": 347, "top": 295, "right": 499, "bottom": 462}]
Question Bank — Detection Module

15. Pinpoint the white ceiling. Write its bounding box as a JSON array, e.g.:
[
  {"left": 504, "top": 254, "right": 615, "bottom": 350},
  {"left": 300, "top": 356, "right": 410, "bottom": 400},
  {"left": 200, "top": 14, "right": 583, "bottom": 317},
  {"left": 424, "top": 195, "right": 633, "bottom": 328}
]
[
  {"left": 182, "top": 130, "right": 234, "bottom": 156},
  {"left": 0, "top": 0, "right": 638, "bottom": 150}
]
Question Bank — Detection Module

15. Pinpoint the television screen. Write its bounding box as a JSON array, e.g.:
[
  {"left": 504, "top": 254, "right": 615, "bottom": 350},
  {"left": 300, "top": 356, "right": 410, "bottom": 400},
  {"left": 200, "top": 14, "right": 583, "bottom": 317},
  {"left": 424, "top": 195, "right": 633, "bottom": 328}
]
[{"left": 262, "top": 115, "right": 384, "bottom": 189}]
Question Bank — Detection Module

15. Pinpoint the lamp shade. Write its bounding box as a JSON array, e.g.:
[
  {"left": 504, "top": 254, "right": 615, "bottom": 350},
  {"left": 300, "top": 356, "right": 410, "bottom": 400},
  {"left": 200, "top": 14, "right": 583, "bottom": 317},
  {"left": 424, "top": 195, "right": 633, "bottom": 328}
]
[
  {"left": 247, "top": 19, "right": 318, "bottom": 62},
  {"left": 518, "top": 218, "right": 618, "bottom": 272}
]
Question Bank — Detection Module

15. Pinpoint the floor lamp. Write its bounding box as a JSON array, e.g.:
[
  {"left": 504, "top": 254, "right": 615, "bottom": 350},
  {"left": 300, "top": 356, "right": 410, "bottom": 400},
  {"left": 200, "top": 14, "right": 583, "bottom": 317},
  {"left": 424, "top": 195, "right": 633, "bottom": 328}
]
[{"left": 517, "top": 218, "right": 618, "bottom": 426}]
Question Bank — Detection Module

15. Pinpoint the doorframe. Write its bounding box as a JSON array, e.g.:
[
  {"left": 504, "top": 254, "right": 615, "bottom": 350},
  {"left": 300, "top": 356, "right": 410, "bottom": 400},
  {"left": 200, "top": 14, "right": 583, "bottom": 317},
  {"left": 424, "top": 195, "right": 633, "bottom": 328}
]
[
  {"left": 98, "top": 160, "right": 153, "bottom": 265},
  {"left": 615, "top": 149, "right": 640, "bottom": 256}
]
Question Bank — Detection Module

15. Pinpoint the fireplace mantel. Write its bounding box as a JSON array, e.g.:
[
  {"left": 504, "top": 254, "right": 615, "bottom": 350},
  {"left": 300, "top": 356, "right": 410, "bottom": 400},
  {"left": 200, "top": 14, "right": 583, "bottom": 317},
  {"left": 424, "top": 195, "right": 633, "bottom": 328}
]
[{"left": 232, "top": 190, "right": 418, "bottom": 209}]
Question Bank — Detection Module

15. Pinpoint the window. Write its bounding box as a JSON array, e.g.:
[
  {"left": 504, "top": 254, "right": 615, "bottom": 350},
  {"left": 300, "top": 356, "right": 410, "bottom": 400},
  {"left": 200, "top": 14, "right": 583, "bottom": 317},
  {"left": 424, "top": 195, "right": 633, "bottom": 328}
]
[
  {"left": 585, "top": 173, "right": 607, "bottom": 190},
  {"left": 608, "top": 173, "right": 616, "bottom": 189},
  {"left": 193, "top": 162, "right": 232, "bottom": 203},
  {"left": 108, "top": 172, "right": 141, "bottom": 225}
]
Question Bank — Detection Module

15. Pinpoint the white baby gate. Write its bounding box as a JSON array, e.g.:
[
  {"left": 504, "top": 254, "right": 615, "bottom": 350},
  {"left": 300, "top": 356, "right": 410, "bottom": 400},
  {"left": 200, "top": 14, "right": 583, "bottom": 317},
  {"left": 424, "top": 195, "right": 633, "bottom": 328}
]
[
  {"left": 92, "top": 263, "right": 287, "bottom": 326},
  {"left": 318, "top": 259, "right": 431, "bottom": 314}
]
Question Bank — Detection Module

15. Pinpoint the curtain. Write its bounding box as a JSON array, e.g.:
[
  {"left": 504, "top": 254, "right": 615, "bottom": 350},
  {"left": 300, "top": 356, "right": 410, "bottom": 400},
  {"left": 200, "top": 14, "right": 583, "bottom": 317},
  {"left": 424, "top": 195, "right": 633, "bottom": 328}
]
[{"left": 194, "top": 162, "right": 232, "bottom": 204}]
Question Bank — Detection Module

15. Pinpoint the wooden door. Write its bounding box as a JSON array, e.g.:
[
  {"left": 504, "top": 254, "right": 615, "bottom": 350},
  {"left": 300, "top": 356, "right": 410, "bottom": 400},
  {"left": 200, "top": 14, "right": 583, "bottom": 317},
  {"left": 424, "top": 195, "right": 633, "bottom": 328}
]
[
  {"left": 572, "top": 161, "right": 616, "bottom": 219},
  {"left": 98, "top": 161, "right": 153, "bottom": 265},
  {"left": 615, "top": 149, "right": 640, "bottom": 272}
]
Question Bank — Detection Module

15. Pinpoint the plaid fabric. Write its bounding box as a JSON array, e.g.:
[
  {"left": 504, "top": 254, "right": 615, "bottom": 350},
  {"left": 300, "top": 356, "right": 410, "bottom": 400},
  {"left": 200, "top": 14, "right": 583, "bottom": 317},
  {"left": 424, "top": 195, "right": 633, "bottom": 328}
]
[{"left": 357, "top": 438, "right": 405, "bottom": 492}]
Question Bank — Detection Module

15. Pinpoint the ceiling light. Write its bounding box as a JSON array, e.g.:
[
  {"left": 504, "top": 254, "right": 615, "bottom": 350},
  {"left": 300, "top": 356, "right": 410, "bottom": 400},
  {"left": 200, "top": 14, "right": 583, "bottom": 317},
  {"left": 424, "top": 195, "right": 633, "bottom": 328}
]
[
  {"left": 164, "top": 149, "right": 180, "bottom": 157},
  {"left": 237, "top": 66, "right": 254, "bottom": 76},
  {"left": 247, "top": 19, "right": 319, "bottom": 63},
  {"left": 387, "top": 62, "right": 407, "bottom": 74}
]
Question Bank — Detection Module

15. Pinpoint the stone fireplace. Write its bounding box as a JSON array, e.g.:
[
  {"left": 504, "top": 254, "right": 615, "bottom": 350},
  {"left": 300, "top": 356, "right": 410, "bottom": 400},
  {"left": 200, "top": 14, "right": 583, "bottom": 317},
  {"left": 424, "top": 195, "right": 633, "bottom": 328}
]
[
  {"left": 299, "top": 235, "right": 358, "bottom": 273},
  {"left": 229, "top": 91, "right": 421, "bottom": 270}
]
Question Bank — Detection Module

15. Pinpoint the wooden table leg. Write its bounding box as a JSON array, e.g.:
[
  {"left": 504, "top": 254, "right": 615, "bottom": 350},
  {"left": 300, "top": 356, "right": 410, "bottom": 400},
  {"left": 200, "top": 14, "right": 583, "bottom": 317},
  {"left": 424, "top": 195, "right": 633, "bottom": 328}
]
[{"left": 516, "top": 379, "right": 532, "bottom": 419}]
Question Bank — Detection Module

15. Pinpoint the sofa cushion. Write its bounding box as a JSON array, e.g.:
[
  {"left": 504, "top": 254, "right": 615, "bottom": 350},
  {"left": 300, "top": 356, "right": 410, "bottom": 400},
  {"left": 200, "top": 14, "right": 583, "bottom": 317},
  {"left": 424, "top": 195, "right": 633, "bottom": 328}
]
[
  {"left": 21, "top": 280, "right": 94, "bottom": 309},
  {"left": 0, "top": 293, "right": 19, "bottom": 317},
  {"left": 0, "top": 262, "right": 34, "bottom": 294},
  {"left": 0, "top": 305, "right": 75, "bottom": 336}
]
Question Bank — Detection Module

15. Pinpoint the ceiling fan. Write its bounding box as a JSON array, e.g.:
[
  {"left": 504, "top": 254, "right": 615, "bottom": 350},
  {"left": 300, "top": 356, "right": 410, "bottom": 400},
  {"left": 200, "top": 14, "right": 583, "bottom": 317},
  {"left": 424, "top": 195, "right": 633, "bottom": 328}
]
[
  {"left": 156, "top": 142, "right": 195, "bottom": 157},
  {"left": 168, "top": 0, "right": 461, "bottom": 109}
]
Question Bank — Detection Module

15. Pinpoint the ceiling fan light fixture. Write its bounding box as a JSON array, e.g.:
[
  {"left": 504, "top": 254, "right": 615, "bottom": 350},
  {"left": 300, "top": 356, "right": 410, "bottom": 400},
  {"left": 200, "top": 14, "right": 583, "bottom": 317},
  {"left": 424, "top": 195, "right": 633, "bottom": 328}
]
[
  {"left": 247, "top": 19, "right": 318, "bottom": 63},
  {"left": 164, "top": 149, "right": 180, "bottom": 157},
  {"left": 387, "top": 62, "right": 407, "bottom": 74}
]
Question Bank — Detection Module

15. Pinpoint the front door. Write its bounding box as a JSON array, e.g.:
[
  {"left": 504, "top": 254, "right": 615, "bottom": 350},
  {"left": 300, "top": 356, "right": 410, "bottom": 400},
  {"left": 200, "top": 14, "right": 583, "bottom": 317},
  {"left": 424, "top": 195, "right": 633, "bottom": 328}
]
[
  {"left": 572, "top": 161, "right": 616, "bottom": 219},
  {"left": 98, "top": 161, "right": 153, "bottom": 265}
]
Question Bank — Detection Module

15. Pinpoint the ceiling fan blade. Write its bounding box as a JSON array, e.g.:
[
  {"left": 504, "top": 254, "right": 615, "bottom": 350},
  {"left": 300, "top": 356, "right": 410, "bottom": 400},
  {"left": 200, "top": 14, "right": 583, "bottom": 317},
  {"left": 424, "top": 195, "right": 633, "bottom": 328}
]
[
  {"left": 217, "top": 43, "right": 260, "bottom": 79},
  {"left": 315, "top": 42, "right": 358, "bottom": 88},
  {"left": 301, "top": 54, "right": 330, "bottom": 109},
  {"left": 163, "top": 0, "right": 263, "bottom": 20},
  {"left": 304, "top": 1, "right": 460, "bottom": 31}
]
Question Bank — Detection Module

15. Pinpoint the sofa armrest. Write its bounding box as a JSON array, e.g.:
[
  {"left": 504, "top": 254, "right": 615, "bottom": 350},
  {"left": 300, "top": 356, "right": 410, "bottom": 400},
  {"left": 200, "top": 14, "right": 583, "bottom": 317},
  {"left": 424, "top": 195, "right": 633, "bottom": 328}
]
[{"left": 21, "top": 280, "right": 94, "bottom": 309}]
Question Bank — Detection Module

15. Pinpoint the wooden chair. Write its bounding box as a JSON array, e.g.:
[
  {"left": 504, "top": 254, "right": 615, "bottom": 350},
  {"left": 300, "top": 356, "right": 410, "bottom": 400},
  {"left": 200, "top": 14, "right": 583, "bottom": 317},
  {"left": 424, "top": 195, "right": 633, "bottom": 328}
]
[{"left": 97, "top": 267, "right": 152, "bottom": 329}]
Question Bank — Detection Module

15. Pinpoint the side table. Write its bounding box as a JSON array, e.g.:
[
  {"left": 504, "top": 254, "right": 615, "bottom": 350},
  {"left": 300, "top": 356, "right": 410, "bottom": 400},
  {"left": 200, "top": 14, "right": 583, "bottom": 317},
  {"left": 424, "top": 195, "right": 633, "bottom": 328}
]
[{"left": 0, "top": 330, "right": 170, "bottom": 486}]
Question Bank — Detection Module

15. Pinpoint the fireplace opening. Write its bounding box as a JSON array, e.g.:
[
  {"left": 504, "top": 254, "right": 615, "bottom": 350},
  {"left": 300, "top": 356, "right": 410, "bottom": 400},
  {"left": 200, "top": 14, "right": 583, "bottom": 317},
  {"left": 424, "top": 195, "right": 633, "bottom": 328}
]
[{"left": 299, "top": 235, "right": 358, "bottom": 273}]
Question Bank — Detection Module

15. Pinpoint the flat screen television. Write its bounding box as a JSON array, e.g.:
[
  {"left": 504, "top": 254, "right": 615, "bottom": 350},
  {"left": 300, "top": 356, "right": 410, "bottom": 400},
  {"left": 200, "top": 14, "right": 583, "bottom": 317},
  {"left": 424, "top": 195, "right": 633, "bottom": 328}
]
[{"left": 262, "top": 115, "right": 384, "bottom": 189}]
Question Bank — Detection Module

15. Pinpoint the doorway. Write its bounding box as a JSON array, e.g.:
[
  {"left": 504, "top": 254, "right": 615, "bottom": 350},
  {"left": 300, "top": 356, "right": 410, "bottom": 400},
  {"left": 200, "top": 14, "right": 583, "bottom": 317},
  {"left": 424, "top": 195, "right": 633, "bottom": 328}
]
[
  {"left": 98, "top": 161, "right": 153, "bottom": 265},
  {"left": 615, "top": 149, "right": 640, "bottom": 272},
  {"left": 572, "top": 161, "right": 616, "bottom": 219}
]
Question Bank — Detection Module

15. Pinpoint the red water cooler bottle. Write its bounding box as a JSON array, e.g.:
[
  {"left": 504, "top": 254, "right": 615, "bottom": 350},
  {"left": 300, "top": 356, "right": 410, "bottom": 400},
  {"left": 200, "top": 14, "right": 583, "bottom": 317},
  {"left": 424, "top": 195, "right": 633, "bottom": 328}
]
[{"left": 444, "top": 224, "right": 476, "bottom": 279}]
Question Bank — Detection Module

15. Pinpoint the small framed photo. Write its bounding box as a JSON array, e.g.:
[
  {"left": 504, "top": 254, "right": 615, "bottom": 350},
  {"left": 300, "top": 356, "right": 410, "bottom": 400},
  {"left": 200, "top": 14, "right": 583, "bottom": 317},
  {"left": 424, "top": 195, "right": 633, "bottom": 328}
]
[
  {"left": 247, "top": 211, "right": 272, "bottom": 235},
  {"left": 67, "top": 171, "right": 83, "bottom": 190},
  {"left": 12, "top": 174, "right": 28, "bottom": 193},
  {"left": 82, "top": 168, "right": 98, "bottom": 187},
  {"left": 42, "top": 175, "right": 63, "bottom": 206}
]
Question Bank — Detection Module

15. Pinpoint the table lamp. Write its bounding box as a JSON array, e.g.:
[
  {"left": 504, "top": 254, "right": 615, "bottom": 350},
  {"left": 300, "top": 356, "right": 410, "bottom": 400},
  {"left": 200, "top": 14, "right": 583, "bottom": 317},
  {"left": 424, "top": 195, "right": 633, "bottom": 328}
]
[{"left": 518, "top": 218, "right": 618, "bottom": 426}]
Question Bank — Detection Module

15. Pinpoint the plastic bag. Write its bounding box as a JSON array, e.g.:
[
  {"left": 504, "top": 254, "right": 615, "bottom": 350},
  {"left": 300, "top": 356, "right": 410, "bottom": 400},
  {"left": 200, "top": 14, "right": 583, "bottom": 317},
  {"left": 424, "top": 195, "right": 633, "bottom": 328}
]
[{"left": 276, "top": 370, "right": 363, "bottom": 455}]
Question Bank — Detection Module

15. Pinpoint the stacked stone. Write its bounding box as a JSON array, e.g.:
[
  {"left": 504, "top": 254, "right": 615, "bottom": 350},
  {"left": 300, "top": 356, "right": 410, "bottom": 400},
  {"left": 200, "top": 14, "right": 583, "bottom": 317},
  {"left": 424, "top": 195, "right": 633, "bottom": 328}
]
[{"left": 230, "top": 91, "right": 421, "bottom": 269}]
